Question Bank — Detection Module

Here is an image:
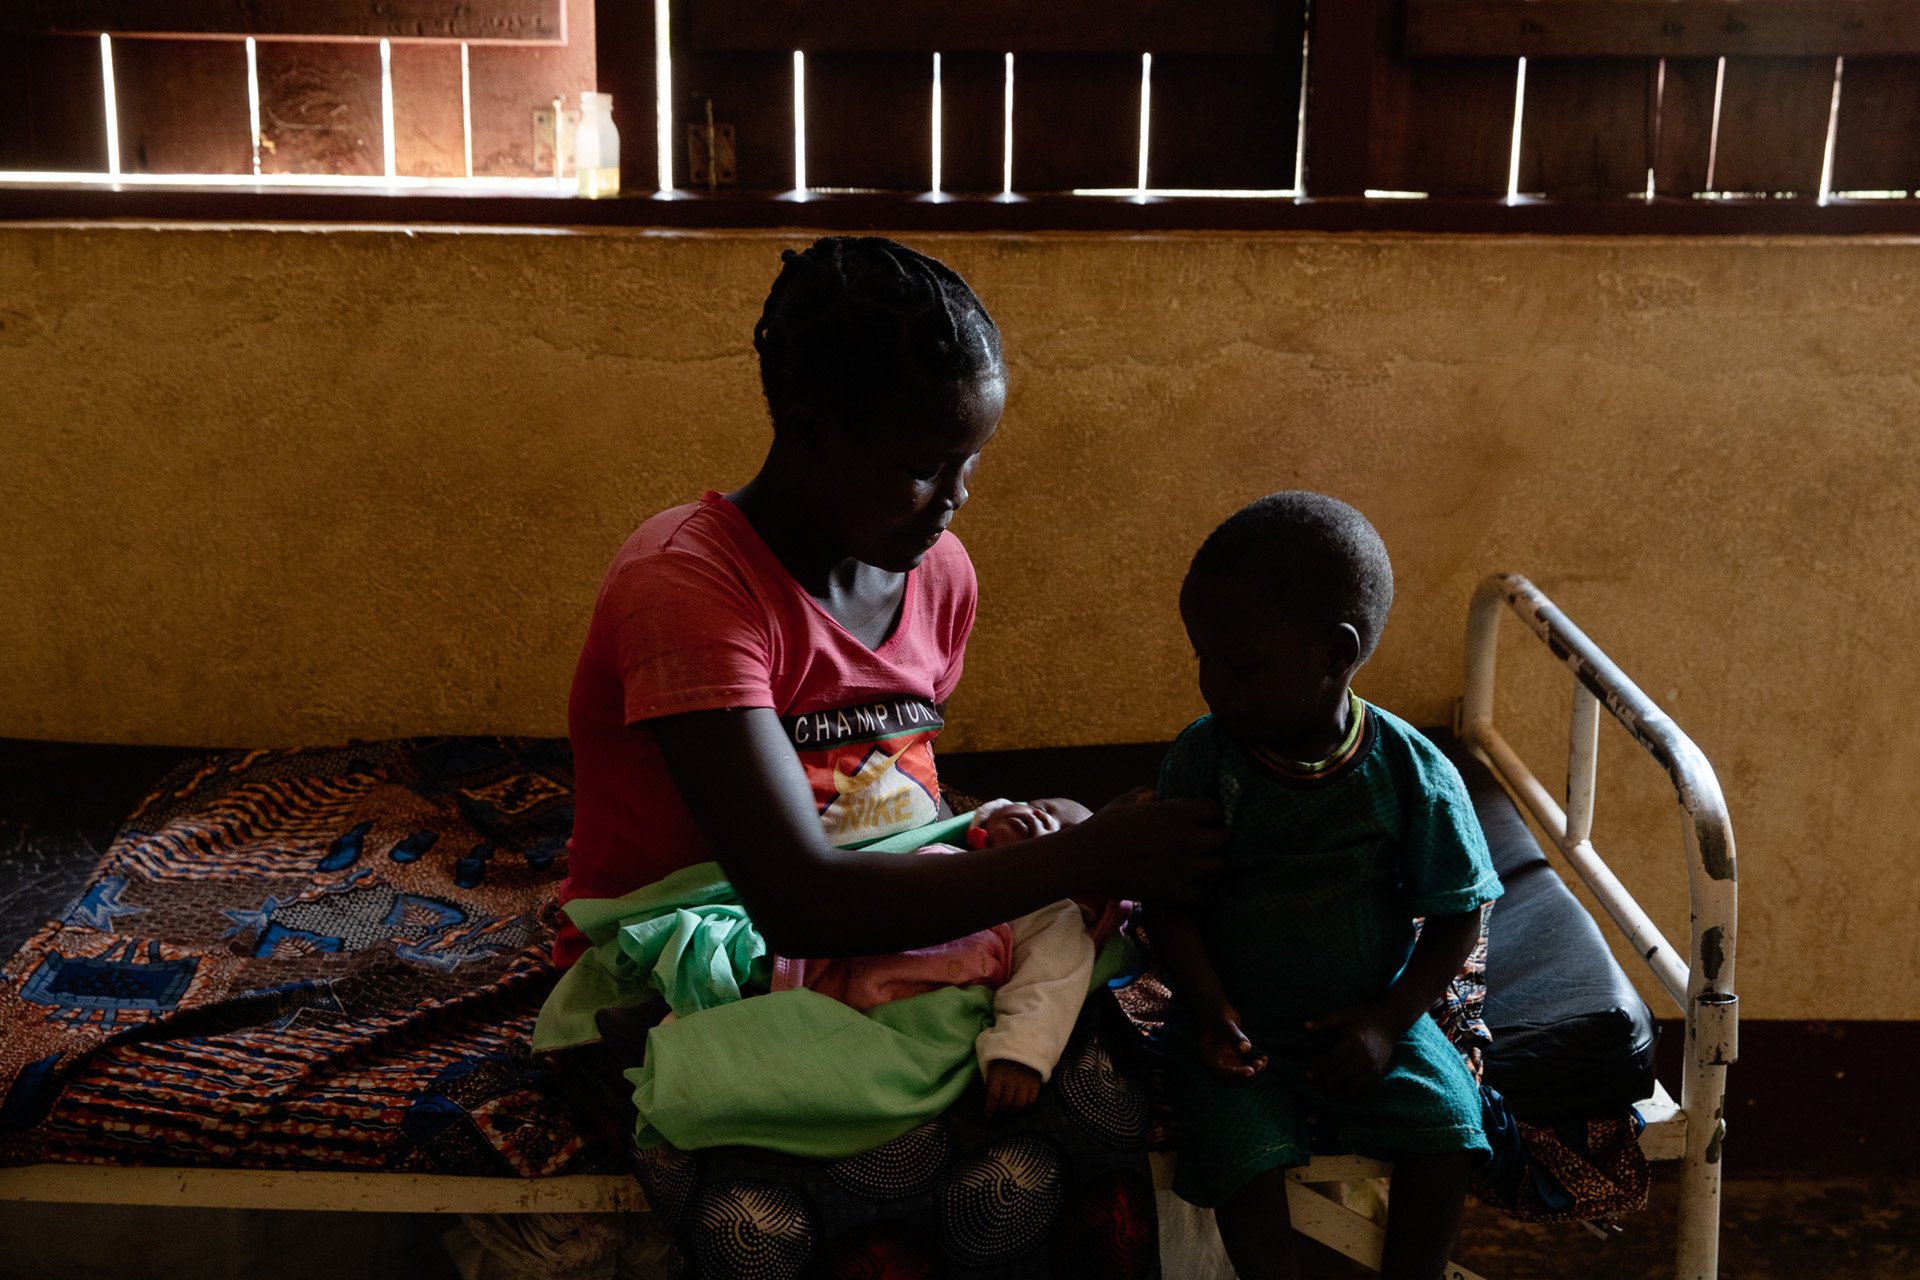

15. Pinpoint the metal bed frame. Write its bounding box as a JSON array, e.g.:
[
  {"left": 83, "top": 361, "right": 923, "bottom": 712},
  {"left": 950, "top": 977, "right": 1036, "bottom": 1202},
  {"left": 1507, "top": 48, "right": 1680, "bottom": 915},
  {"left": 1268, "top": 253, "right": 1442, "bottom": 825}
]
[{"left": 0, "top": 573, "right": 1737, "bottom": 1280}]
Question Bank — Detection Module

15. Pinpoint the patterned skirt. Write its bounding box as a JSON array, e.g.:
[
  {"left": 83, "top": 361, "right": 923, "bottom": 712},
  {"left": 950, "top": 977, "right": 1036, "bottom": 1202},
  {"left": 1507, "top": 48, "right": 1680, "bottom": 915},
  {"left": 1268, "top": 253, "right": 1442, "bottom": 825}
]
[{"left": 558, "top": 993, "right": 1160, "bottom": 1280}]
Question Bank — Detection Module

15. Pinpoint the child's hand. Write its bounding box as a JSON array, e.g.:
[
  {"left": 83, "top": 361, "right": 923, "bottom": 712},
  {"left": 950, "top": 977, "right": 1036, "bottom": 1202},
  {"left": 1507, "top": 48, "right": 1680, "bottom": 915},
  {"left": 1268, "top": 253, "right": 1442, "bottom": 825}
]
[
  {"left": 1198, "top": 1003, "right": 1268, "bottom": 1085},
  {"left": 983, "top": 1060, "right": 1043, "bottom": 1117},
  {"left": 1304, "top": 1004, "right": 1399, "bottom": 1099}
]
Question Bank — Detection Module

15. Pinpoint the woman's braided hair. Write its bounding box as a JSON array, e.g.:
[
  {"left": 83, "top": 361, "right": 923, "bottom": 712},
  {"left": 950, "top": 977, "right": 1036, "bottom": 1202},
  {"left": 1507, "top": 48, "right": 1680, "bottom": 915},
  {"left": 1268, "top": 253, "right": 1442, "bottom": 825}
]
[{"left": 752, "top": 236, "right": 1003, "bottom": 431}]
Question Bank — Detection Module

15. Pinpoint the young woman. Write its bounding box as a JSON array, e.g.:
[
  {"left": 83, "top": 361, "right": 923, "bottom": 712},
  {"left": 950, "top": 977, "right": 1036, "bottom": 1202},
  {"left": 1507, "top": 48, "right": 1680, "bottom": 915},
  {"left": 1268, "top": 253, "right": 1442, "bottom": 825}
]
[{"left": 552, "top": 237, "right": 1226, "bottom": 1277}]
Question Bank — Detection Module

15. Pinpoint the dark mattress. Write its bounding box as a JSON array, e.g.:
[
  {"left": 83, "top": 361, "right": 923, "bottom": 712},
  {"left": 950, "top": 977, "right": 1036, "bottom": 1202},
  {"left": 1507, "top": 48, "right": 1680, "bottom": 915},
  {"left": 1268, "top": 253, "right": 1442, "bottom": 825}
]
[{"left": 1430, "top": 730, "right": 1659, "bottom": 1120}]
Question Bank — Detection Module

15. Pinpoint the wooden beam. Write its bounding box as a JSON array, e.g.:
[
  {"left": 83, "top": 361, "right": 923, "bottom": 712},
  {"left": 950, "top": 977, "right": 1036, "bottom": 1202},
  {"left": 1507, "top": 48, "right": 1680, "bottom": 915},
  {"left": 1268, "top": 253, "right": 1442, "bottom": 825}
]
[
  {"left": 3, "top": 0, "right": 563, "bottom": 44},
  {"left": 686, "top": 0, "right": 1279, "bottom": 56},
  {"left": 10, "top": 186, "right": 1920, "bottom": 236},
  {"left": 0, "top": 1164, "right": 643, "bottom": 1214},
  {"left": 1303, "top": 0, "right": 1387, "bottom": 197},
  {"left": 1408, "top": 1, "right": 1920, "bottom": 59}
]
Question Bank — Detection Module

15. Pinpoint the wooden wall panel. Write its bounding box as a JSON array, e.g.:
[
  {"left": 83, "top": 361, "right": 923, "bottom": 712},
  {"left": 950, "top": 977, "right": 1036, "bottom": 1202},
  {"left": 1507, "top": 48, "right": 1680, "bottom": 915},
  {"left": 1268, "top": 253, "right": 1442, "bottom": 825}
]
[
  {"left": 1830, "top": 58, "right": 1920, "bottom": 192},
  {"left": 113, "top": 40, "right": 252, "bottom": 175},
  {"left": 6, "top": 0, "right": 563, "bottom": 43},
  {"left": 937, "top": 51, "right": 1005, "bottom": 193},
  {"left": 686, "top": 0, "right": 1278, "bottom": 56},
  {"left": 1653, "top": 57, "right": 1719, "bottom": 196},
  {"left": 1372, "top": 59, "right": 1519, "bottom": 196},
  {"left": 466, "top": 0, "right": 595, "bottom": 177},
  {"left": 1518, "top": 58, "right": 1657, "bottom": 198},
  {"left": 256, "top": 43, "right": 382, "bottom": 176},
  {"left": 593, "top": 0, "right": 657, "bottom": 193},
  {"left": 1010, "top": 53, "right": 1140, "bottom": 192},
  {"left": 1709, "top": 56, "right": 1837, "bottom": 194},
  {"left": 1149, "top": 50, "right": 1302, "bottom": 190},
  {"left": 672, "top": 51, "right": 793, "bottom": 189},
  {"left": 805, "top": 53, "right": 932, "bottom": 191},
  {"left": 388, "top": 44, "right": 464, "bottom": 177},
  {"left": 1302, "top": 0, "right": 1382, "bottom": 196},
  {"left": 0, "top": 36, "right": 108, "bottom": 171},
  {"left": 1407, "top": 0, "right": 1920, "bottom": 59}
]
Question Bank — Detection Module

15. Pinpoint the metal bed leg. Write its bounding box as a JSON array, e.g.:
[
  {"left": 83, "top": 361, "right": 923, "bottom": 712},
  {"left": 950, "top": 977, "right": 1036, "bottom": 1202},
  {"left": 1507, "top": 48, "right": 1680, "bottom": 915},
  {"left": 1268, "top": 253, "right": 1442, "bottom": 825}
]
[{"left": 1678, "top": 991, "right": 1737, "bottom": 1279}]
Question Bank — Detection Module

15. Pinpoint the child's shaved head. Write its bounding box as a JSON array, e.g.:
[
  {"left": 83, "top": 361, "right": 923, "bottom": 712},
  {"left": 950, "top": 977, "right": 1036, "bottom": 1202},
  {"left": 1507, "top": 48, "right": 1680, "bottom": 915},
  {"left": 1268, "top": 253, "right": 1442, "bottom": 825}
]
[{"left": 1186, "top": 491, "right": 1395, "bottom": 662}]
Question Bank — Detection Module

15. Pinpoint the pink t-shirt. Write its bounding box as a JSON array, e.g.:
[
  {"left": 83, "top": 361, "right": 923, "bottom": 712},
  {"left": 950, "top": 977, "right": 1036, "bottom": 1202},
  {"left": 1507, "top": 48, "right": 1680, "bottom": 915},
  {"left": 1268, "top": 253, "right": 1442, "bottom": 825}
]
[{"left": 555, "top": 492, "right": 977, "bottom": 965}]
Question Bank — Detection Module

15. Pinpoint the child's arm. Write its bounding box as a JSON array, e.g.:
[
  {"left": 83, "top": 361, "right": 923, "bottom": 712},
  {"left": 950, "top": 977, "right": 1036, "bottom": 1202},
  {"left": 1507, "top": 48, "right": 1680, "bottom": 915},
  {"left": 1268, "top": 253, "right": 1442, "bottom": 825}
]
[
  {"left": 1153, "top": 906, "right": 1269, "bottom": 1083},
  {"left": 977, "top": 899, "right": 1096, "bottom": 1115},
  {"left": 1305, "top": 905, "right": 1485, "bottom": 1099}
]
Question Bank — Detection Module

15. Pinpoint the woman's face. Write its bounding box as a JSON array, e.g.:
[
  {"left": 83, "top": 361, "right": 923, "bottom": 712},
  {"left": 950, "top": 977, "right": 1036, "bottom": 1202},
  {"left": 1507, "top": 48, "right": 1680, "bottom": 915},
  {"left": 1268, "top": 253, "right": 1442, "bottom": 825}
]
[{"left": 811, "top": 370, "right": 1006, "bottom": 573}]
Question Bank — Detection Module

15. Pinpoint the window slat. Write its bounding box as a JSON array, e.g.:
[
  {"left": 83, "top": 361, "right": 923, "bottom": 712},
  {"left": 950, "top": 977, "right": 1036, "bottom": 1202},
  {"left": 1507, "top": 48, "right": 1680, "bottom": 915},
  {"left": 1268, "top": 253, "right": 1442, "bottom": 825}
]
[
  {"left": 4, "top": 0, "right": 562, "bottom": 43},
  {"left": 686, "top": 0, "right": 1278, "bottom": 57},
  {"left": 1010, "top": 54, "right": 1140, "bottom": 194},
  {"left": 388, "top": 44, "right": 464, "bottom": 178},
  {"left": 1371, "top": 60, "right": 1519, "bottom": 196},
  {"left": 672, "top": 51, "right": 794, "bottom": 190},
  {"left": 1148, "top": 51, "right": 1303, "bottom": 191},
  {"left": 931, "top": 52, "right": 1004, "bottom": 194},
  {"left": 1408, "top": 0, "right": 1920, "bottom": 59},
  {"left": 804, "top": 53, "right": 933, "bottom": 191},
  {"left": 0, "top": 36, "right": 109, "bottom": 171},
  {"left": 255, "top": 43, "right": 382, "bottom": 176},
  {"left": 1830, "top": 58, "right": 1920, "bottom": 193},
  {"left": 1709, "top": 56, "right": 1837, "bottom": 194},
  {"left": 1653, "top": 58, "right": 1719, "bottom": 196},
  {"left": 113, "top": 39, "right": 252, "bottom": 175},
  {"left": 1518, "top": 58, "right": 1658, "bottom": 198}
]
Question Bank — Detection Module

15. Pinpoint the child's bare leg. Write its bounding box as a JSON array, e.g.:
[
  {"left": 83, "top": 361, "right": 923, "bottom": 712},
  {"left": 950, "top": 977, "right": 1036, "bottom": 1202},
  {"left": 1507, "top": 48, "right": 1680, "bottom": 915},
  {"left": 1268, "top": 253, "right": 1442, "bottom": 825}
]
[
  {"left": 1379, "top": 1150, "right": 1471, "bottom": 1280},
  {"left": 1215, "top": 1166, "right": 1299, "bottom": 1280}
]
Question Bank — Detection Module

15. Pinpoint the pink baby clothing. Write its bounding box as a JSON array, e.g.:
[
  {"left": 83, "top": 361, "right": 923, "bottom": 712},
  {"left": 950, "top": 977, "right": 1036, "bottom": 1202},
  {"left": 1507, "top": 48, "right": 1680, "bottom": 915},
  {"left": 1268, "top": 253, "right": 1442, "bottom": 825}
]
[{"left": 773, "top": 841, "right": 1097, "bottom": 1082}]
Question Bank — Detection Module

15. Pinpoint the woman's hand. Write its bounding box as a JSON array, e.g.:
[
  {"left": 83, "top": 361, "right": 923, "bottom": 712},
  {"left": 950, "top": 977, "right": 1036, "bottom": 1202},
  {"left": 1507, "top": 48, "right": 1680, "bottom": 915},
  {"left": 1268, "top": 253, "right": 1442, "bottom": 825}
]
[{"left": 1061, "top": 788, "right": 1229, "bottom": 903}]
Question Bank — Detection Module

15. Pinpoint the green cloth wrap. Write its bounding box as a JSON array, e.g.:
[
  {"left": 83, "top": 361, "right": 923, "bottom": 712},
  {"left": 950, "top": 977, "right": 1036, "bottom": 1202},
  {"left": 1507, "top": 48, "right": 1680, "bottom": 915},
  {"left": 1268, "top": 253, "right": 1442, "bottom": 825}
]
[
  {"left": 628, "top": 984, "right": 997, "bottom": 1156},
  {"left": 532, "top": 810, "right": 1129, "bottom": 1156}
]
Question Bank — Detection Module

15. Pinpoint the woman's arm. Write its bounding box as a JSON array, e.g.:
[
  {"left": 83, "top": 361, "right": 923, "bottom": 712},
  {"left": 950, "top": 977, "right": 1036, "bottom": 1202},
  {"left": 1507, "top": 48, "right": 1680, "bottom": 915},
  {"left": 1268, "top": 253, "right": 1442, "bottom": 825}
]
[{"left": 653, "top": 707, "right": 1228, "bottom": 958}]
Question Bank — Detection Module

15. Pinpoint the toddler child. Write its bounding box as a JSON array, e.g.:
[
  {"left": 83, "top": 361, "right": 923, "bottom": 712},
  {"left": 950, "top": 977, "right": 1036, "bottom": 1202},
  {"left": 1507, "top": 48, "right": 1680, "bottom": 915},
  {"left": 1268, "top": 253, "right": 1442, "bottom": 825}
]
[
  {"left": 773, "top": 797, "right": 1107, "bottom": 1116},
  {"left": 1154, "top": 491, "right": 1502, "bottom": 1280}
]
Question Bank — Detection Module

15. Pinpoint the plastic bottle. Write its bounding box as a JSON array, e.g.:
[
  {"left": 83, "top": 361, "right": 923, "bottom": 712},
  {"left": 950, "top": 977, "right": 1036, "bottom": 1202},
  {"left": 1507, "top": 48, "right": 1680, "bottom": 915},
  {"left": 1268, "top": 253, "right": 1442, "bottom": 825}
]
[{"left": 575, "top": 91, "right": 620, "bottom": 198}]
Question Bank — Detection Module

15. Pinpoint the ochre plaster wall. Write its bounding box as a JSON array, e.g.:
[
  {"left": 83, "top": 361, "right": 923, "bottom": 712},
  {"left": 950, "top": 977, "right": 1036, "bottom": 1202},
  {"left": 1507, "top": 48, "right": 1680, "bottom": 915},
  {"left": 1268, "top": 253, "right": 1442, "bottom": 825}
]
[{"left": 4, "top": 224, "right": 1917, "bottom": 1022}]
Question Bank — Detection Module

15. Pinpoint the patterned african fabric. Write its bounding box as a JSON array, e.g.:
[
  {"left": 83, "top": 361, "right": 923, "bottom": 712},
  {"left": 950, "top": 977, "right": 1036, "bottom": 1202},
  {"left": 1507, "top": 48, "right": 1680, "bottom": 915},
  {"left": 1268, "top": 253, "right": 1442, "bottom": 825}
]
[
  {"left": 609, "top": 994, "right": 1161, "bottom": 1280},
  {"left": 0, "top": 738, "right": 624, "bottom": 1176},
  {"left": 1473, "top": 1085, "right": 1650, "bottom": 1223}
]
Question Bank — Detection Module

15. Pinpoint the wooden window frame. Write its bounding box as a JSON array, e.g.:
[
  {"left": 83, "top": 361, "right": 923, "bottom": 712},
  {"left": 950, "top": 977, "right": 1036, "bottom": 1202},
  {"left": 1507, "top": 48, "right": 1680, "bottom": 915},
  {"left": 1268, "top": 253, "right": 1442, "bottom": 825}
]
[{"left": 5, "top": 0, "right": 1920, "bottom": 235}]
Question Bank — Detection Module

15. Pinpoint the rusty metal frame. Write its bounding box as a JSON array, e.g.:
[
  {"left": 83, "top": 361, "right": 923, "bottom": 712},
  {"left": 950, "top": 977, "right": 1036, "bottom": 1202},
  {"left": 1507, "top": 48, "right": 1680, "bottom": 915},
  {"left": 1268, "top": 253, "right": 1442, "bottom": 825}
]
[{"left": 1458, "top": 572, "right": 1738, "bottom": 1280}]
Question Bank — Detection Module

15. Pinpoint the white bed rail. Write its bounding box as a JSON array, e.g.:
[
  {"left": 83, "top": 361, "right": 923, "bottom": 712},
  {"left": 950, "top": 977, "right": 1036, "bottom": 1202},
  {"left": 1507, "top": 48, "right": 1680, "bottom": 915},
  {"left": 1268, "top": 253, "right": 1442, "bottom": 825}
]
[{"left": 1458, "top": 573, "right": 1738, "bottom": 1280}]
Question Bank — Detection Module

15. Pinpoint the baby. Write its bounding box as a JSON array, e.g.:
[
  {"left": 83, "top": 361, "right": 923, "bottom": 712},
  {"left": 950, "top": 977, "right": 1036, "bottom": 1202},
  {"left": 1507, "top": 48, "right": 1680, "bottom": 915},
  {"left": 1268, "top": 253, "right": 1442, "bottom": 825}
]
[
  {"left": 1154, "top": 492, "right": 1503, "bottom": 1280},
  {"left": 773, "top": 796, "right": 1105, "bottom": 1116}
]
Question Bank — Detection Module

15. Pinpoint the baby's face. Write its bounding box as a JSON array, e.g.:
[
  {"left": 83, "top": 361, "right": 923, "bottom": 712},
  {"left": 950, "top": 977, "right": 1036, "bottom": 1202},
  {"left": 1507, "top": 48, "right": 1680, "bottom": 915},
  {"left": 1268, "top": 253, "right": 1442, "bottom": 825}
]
[{"left": 980, "top": 802, "right": 1062, "bottom": 846}]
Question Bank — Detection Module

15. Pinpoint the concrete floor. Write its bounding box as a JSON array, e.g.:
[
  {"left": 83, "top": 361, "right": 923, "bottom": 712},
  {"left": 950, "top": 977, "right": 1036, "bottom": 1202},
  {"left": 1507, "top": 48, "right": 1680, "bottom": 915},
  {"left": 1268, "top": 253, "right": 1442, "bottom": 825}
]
[
  {"left": 1, "top": 1176, "right": 1913, "bottom": 1279},
  {"left": 1308, "top": 1175, "right": 1920, "bottom": 1280}
]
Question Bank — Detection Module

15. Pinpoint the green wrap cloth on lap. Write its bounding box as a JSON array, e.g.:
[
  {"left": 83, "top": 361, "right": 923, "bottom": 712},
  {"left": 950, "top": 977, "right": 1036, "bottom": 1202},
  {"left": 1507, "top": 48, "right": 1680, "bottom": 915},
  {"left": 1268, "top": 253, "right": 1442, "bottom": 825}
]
[
  {"left": 629, "top": 983, "right": 998, "bottom": 1156},
  {"left": 532, "top": 811, "right": 1005, "bottom": 1156},
  {"left": 532, "top": 861, "right": 773, "bottom": 1053}
]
